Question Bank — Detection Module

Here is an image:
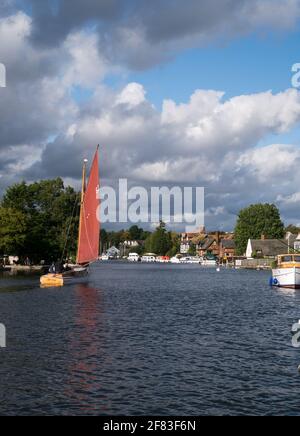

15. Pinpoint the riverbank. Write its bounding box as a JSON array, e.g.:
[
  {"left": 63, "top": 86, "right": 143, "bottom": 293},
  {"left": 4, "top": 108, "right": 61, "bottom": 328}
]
[{"left": 1, "top": 265, "right": 45, "bottom": 274}]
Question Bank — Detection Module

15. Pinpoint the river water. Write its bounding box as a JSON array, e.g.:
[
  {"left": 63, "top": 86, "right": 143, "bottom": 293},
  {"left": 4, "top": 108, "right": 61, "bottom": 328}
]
[{"left": 0, "top": 262, "right": 300, "bottom": 416}]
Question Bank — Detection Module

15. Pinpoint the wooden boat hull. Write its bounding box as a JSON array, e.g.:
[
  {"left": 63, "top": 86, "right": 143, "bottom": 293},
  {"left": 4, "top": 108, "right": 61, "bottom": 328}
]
[
  {"left": 272, "top": 267, "right": 300, "bottom": 289},
  {"left": 40, "top": 267, "right": 89, "bottom": 288}
]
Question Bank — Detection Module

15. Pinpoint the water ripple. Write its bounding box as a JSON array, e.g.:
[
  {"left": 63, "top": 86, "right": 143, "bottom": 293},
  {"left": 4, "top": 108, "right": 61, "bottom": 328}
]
[{"left": 0, "top": 263, "right": 300, "bottom": 415}]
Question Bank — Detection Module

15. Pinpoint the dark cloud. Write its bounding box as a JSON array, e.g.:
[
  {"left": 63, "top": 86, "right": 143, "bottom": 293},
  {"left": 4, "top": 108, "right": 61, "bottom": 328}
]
[
  {"left": 28, "top": 0, "right": 122, "bottom": 46},
  {"left": 139, "top": 0, "right": 245, "bottom": 43},
  {"left": 20, "top": 0, "right": 300, "bottom": 70}
]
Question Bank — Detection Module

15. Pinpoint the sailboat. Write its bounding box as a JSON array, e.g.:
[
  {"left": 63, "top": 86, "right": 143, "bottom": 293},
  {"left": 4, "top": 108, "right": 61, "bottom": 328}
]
[{"left": 40, "top": 146, "right": 100, "bottom": 287}]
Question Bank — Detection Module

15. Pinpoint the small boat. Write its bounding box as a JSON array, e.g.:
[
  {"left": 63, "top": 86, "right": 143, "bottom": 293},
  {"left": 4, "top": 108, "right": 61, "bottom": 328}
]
[
  {"left": 170, "top": 256, "right": 181, "bottom": 264},
  {"left": 180, "top": 256, "right": 201, "bottom": 264},
  {"left": 127, "top": 253, "right": 140, "bottom": 262},
  {"left": 141, "top": 254, "right": 156, "bottom": 263},
  {"left": 156, "top": 256, "right": 170, "bottom": 263},
  {"left": 271, "top": 254, "right": 300, "bottom": 289},
  {"left": 40, "top": 146, "right": 100, "bottom": 287},
  {"left": 201, "top": 259, "right": 217, "bottom": 267}
]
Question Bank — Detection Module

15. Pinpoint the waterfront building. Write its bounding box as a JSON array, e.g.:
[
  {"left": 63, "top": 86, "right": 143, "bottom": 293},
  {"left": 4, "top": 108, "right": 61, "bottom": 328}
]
[
  {"left": 107, "top": 246, "right": 120, "bottom": 259},
  {"left": 219, "top": 239, "right": 236, "bottom": 262},
  {"left": 294, "top": 233, "right": 300, "bottom": 252},
  {"left": 246, "top": 234, "right": 297, "bottom": 259}
]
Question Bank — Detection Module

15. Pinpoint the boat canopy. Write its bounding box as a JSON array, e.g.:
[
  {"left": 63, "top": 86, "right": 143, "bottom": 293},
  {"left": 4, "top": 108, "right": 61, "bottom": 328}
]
[{"left": 278, "top": 254, "right": 300, "bottom": 264}]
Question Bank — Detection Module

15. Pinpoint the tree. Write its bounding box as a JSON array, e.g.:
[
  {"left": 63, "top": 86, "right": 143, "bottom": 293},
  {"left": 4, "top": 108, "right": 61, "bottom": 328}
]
[
  {"left": 1, "top": 179, "right": 79, "bottom": 262},
  {"left": 188, "top": 243, "right": 197, "bottom": 256},
  {"left": 166, "top": 232, "right": 181, "bottom": 257},
  {"left": 0, "top": 208, "right": 28, "bottom": 255},
  {"left": 129, "top": 225, "right": 143, "bottom": 240},
  {"left": 285, "top": 224, "right": 300, "bottom": 234},
  {"left": 234, "top": 203, "right": 284, "bottom": 255},
  {"left": 100, "top": 229, "right": 108, "bottom": 253},
  {"left": 144, "top": 221, "right": 172, "bottom": 255}
]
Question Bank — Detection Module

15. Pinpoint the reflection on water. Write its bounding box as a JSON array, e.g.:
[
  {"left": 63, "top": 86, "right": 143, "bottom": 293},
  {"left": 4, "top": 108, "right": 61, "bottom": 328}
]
[
  {"left": 65, "top": 284, "right": 107, "bottom": 414},
  {"left": 1, "top": 263, "right": 300, "bottom": 416},
  {"left": 274, "top": 287, "right": 298, "bottom": 297}
]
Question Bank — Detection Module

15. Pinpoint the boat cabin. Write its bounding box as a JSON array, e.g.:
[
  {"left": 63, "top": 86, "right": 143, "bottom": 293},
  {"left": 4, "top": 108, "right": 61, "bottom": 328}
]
[{"left": 277, "top": 254, "right": 300, "bottom": 267}]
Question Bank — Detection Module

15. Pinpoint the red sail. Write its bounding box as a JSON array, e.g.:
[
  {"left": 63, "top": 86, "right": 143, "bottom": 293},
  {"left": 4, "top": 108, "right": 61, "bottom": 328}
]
[{"left": 77, "top": 148, "right": 100, "bottom": 265}]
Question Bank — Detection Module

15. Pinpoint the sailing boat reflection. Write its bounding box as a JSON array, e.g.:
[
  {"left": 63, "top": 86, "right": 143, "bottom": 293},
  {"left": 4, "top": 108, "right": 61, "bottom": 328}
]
[{"left": 65, "top": 284, "right": 110, "bottom": 414}]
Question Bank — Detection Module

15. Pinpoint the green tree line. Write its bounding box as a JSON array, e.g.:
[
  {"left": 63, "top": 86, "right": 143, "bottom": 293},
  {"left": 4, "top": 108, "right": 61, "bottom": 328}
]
[
  {"left": 0, "top": 179, "right": 79, "bottom": 263},
  {"left": 0, "top": 178, "right": 295, "bottom": 262}
]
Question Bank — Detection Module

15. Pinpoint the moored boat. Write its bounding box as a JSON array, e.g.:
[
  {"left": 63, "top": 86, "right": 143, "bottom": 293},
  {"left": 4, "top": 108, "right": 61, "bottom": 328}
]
[
  {"left": 141, "top": 254, "right": 156, "bottom": 263},
  {"left": 128, "top": 253, "right": 140, "bottom": 262},
  {"left": 180, "top": 256, "right": 201, "bottom": 264},
  {"left": 271, "top": 254, "right": 300, "bottom": 289},
  {"left": 201, "top": 259, "right": 217, "bottom": 267},
  {"left": 40, "top": 146, "right": 100, "bottom": 287}
]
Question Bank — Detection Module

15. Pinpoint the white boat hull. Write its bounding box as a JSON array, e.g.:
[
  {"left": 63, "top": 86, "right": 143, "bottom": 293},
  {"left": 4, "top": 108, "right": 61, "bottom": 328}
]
[
  {"left": 272, "top": 267, "right": 300, "bottom": 289},
  {"left": 201, "top": 260, "right": 217, "bottom": 267}
]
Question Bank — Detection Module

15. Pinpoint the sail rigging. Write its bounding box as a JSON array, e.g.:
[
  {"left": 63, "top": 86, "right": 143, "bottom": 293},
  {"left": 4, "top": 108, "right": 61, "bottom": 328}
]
[{"left": 76, "top": 147, "right": 100, "bottom": 265}]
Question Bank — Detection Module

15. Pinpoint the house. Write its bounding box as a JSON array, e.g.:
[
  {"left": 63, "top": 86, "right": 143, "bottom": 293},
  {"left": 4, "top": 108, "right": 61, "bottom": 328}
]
[
  {"left": 106, "top": 246, "right": 120, "bottom": 259},
  {"left": 180, "top": 227, "right": 206, "bottom": 254},
  {"left": 294, "top": 233, "right": 300, "bottom": 252},
  {"left": 246, "top": 234, "right": 297, "bottom": 259},
  {"left": 119, "top": 240, "right": 145, "bottom": 256},
  {"left": 180, "top": 229, "right": 235, "bottom": 258},
  {"left": 219, "top": 239, "right": 236, "bottom": 261},
  {"left": 197, "top": 237, "right": 219, "bottom": 258},
  {"left": 122, "top": 240, "right": 140, "bottom": 248}
]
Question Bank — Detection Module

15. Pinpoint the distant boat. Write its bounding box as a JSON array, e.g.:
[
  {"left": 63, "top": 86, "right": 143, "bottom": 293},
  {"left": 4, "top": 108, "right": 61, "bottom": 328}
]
[
  {"left": 170, "top": 256, "right": 181, "bottom": 264},
  {"left": 40, "top": 146, "right": 100, "bottom": 287},
  {"left": 141, "top": 254, "right": 156, "bottom": 263},
  {"left": 180, "top": 256, "right": 201, "bottom": 264},
  {"left": 201, "top": 259, "right": 217, "bottom": 267},
  {"left": 128, "top": 253, "right": 140, "bottom": 262},
  {"left": 156, "top": 256, "right": 170, "bottom": 263},
  {"left": 271, "top": 254, "right": 300, "bottom": 289}
]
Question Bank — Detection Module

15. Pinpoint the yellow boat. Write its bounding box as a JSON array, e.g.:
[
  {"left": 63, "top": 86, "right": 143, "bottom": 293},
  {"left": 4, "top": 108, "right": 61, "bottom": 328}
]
[{"left": 40, "top": 146, "right": 100, "bottom": 287}]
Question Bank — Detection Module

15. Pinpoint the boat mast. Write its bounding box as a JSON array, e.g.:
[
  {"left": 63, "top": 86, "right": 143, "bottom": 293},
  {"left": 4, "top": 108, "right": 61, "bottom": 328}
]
[{"left": 76, "top": 158, "right": 88, "bottom": 264}]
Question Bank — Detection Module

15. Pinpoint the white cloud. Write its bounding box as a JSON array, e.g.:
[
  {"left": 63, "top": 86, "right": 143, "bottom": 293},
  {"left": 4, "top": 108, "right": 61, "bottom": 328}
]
[
  {"left": 237, "top": 144, "right": 300, "bottom": 182},
  {"left": 277, "top": 192, "right": 300, "bottom": 205},
  {"left": 115, "top": 83, "right": 147, "bottom": 108},
  {"left": 0, "top": 11, "right": 31, "bottom": 60},
  {"left": 63, "top": 31, "right": 109, "bottom": 88}
]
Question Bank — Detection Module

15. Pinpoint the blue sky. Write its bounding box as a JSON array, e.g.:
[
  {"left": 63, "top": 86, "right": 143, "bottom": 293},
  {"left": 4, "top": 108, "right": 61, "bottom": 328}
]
[
  {"left": 2, "top": 0, "right": 300, "bottom": 230},
  {"left": 123, "top": 31, "right": 300, "bottom": 107}
]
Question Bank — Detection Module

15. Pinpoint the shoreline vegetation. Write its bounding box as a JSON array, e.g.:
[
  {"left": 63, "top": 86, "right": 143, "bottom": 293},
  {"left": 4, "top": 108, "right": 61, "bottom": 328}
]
[{"left": 0, "top": 178, "right": 298, "bottom": 268}]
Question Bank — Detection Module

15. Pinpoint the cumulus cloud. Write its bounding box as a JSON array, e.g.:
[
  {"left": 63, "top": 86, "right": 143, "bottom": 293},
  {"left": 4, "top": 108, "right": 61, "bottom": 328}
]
[
  {"left": 1, "top": 3, "right": 300, "bottom": 229},
  {"left": 23, "top": 84, "right": 300, "bottom": 228}
]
